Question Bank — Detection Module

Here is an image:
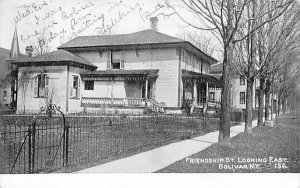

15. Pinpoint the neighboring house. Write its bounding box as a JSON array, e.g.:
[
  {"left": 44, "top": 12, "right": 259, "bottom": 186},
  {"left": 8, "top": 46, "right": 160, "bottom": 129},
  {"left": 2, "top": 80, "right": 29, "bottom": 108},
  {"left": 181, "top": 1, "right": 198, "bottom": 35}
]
[
  {"left": 0, "top": 26, "right": 20, "bottom": 110},
  {"left": 210, "top": 63, "right": 259, "bottom": 111},
  {"left": 11, "top": 18, "right": 221, "bottom": 114}
]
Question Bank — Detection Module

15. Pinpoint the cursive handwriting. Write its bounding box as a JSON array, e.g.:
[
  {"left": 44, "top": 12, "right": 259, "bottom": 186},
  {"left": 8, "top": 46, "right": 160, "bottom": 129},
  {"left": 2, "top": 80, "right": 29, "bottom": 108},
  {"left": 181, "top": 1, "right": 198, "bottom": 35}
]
[
  {"left": 14, "top": 1, "right": 48, "bottom": 23},
  {"left": 35, "top": 6, "right": 62, "bottom": 25},
  {"left": 109, "top": 0, "right": 123, "bottom": 12},
  {"left": 95, "top": 3, "right": 142, "bottom": 35},
  {"left": 61, "top": 1, "right": 95, "bottom": 20}
]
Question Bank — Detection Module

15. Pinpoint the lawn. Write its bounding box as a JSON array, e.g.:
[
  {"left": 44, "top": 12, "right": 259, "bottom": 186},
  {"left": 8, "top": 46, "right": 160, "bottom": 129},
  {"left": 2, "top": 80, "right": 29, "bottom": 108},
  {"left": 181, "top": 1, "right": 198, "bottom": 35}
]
[{"left": 157, "top": 112, "right": 300, "bottom": 173}]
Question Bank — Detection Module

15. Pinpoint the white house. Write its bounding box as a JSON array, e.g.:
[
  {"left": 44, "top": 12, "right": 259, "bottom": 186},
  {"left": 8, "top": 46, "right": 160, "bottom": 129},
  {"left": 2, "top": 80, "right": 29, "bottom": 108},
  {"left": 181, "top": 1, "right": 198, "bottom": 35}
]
[{"left": 10, "top": 18, "right": 221, "bottom": 114}]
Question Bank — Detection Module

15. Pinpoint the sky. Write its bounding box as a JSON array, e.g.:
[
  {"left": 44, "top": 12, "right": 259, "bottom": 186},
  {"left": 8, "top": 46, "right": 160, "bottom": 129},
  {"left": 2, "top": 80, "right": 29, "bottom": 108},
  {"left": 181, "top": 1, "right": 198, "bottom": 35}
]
[{"left": 0, "top": 0, "right": 220, "bottom": 60}]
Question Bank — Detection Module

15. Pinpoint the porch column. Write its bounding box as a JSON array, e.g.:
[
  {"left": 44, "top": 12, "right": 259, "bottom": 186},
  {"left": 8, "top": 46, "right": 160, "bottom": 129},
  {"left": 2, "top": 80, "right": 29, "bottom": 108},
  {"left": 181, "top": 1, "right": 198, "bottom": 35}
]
[
  {"left": 206, "top": 82, "right": 209, "bottom": 102},
  {"left": 145, "top": 77, "right": 148, "bottom": 99},
  {"left": 193, "top": 80, "right": 197, "bottom": 101}
]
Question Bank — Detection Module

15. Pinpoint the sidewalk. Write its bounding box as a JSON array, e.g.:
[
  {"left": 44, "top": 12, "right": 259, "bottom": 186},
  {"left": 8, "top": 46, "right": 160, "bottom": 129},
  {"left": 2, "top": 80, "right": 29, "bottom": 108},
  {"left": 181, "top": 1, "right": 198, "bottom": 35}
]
[{"left": 75, "top": 120, "right": 258, "bottom": 173}]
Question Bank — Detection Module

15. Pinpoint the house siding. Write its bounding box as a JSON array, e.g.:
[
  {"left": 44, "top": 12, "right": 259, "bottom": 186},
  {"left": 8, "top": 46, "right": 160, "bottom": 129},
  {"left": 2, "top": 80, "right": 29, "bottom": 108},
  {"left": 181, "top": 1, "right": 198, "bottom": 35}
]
[
  {"left": 16, "top": 66, "right": 68, "bottom": 113},
  {"left": 75, "top": 48, "right": 180, "bottom": 108}
]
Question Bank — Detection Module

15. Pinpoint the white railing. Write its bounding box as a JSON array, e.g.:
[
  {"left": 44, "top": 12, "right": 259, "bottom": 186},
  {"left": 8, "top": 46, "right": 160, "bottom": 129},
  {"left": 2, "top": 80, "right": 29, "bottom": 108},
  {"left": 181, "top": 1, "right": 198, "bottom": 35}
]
[{"left": 81, "top": 97, "right": 146, "bottom": 107}]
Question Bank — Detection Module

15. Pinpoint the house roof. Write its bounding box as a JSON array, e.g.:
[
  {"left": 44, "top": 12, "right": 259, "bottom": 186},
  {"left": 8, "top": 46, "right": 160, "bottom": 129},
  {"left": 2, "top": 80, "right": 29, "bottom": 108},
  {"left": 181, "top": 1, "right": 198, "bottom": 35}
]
[
  {"left": 210, "top": 63, "right": 223, "bottom": 74},
  {"left": 82, "top": 69, "right": 159, "bottom": 81},
  {"left": 59, "top": 30, "right": 184, "bottom": 49},
  {"left": 11, "top": 50, "right": 97, "bottom": 70},
  {"left": 182, "top": 70, "right": 222, "bottom": 87},
  {"left": 58, "top": 30, "right": 218, "bottom": 64}
]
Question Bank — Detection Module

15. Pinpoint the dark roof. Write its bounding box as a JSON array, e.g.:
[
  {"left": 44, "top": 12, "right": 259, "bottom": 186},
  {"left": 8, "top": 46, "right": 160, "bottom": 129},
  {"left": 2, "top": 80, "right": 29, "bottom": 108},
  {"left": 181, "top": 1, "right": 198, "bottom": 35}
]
[
  {"left": 11, "top": 50, "right": 97, "bottom": 69},
  {"left": 210, "top": 63, "right": 223, "bottom": 74},
  {"left": 182, "top": 70, "right": 222, "bottom": 86},
  {"left": 59, "top": 30, "right": 184, "bottom": 49},
  {"left": 58, "top": 30, "right": 218, "bottom": 64},
  {"left": 82, "top": 69, "right": 159, "bottom": 77}
]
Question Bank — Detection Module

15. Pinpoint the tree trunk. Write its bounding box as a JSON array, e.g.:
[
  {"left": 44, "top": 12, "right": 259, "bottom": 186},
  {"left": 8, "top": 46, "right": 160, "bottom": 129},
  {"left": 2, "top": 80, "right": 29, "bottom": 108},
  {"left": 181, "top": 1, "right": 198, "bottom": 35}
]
[
  {"left": 257, "top": 78, "right": 265, "bottom": 127},
  {"left": 218, "top": 46, "right": 232, "bottom": 144},
  {"left": 245, "top": 78, "right": 254, "bottom": 133},
  {"left": 271, "top": 91, "right": 274, "bottom": 120},
  {"left": 218, "top": 0, "right": 234, "bottom": 145},
  {"left": 265, "top": 80, "right": 271, "bottom": 121}
]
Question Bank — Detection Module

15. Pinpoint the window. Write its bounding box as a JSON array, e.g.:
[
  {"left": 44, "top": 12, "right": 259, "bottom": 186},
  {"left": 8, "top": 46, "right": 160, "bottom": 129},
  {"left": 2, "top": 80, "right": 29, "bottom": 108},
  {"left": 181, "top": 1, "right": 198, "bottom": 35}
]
[
  {"left": 33, "top": 74, "right": 49, "bottom": 98},
  {"left": 98, "top": 51, "right": 102, "bottom": 58},
  {"left": 84, "top": 80, "right": 94, "bottom": 90},
  {"left": 135, "top": 49, "right": 139, "bottom": 57},
  {"left": 209, "top": 92, "right": 215, "bottom": 101},
  {"left": 176, "top": 48, "right": 180, "bottom": 56},
  {"left": 240, "top": 75, "right": 245, "bottom": 85},
  {"left": 70, "top": 76, "right": 80, "bottom": 99},
  {"left": 107, "top": 51, "right": 125, "bottom": 69},
  {"left": 240, "top": 92, "right": 245, "bottom": 104},
  {"left": 3, "top": 91, "right": 7, "bottom": 101}
]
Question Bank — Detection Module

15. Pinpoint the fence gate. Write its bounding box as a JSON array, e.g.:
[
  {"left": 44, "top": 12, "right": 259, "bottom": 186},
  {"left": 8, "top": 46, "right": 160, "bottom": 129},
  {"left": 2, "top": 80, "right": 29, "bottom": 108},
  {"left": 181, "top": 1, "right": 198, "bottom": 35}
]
[{"left": 2, "top": 104, "right": 69, "bottom": 174}]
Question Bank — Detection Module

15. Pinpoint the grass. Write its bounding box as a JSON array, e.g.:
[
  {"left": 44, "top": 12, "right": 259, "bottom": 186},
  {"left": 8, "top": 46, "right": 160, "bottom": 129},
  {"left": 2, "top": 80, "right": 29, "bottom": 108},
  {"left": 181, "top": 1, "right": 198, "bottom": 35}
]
[{"left": 157, "top": 112, "right": 300, "bottom": 173}]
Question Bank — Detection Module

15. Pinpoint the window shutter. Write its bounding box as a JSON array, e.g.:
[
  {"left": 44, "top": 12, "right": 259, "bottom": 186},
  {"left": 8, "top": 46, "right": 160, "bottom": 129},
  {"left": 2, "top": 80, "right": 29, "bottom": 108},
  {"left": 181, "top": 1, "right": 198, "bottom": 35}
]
[
  {"left": 33, "top": 77, "right": 38, "bottom": 97},
  {"left": 45, "top": 76, "right": 49, "bottom": 97},
  {"left": 121, "top": 51, "right": 125, "bottom": 69},
  {"left": 70, "top": 87, "right": 73, "bottom": 98},
  {"left": 107, "top": 51, "right": 111, "bottom": 69},
  {"left": 77, "top": 78, "right": 81, "bottom": 98}
]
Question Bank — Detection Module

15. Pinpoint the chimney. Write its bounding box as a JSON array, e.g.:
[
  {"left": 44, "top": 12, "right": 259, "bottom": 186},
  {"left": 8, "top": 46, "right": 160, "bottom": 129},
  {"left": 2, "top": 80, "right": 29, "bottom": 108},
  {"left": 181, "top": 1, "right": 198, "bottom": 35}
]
[
  {"left": 150, "top": 17, "right": 158, "bottom": 31},
  {"left": 25, "top": 46, "right": 33, "bottom": 57}
]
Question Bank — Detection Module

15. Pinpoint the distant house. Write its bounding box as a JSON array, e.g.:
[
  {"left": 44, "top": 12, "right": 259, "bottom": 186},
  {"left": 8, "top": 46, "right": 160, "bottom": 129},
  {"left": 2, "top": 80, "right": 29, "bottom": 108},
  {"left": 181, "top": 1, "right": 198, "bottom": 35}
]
[
  {"left": 11, "top": 18, "right": 221, "bottom": 114},
  {"left": 210, "top": 63, "right": 259, "bottom": 111}
]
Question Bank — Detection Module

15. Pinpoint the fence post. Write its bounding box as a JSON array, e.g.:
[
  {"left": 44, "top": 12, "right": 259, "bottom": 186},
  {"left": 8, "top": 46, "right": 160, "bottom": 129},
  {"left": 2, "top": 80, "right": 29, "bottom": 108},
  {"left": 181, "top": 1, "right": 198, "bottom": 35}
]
[
  {"left": 32, "top": 121, "right": 36, "bottom": 173},
  {"left": 28, "top": 124, "right": 32, "bottom": 173},
  {"left": 27, "top": 121, "right": 36, "bottom": 173},
  {"left": 63, "top": 117, "right": 69, "bottom": 167}
]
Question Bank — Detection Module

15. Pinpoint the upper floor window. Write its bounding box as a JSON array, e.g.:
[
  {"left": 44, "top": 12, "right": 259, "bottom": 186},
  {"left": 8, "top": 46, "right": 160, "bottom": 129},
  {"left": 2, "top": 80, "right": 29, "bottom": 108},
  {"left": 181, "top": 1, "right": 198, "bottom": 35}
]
[
  {"left": 3, "top": 91, "right": 7, "bottom": 101},
  {"left": 33, "top": 74, "right": 49, "bottom": 98},
  {"left": 135, "top": 49, "right": 140, "bottom": 57},
  {"left": 107, "top": 51, "right": 125, "bottom": 69},
  {"left": 240, "top": 92, "right": 245, "bottom": 104},
  {"left": 70, "top": 76, "right": 80, "bottom": 99},
  {"left": 240, "top": 75, "right": 245, "bottom": 85},
  {"left": 98, "top": 51, "right": 102, "bottom": 58},
  {"left": 84, "top": 80, "right": 94, "bottom": 90}
]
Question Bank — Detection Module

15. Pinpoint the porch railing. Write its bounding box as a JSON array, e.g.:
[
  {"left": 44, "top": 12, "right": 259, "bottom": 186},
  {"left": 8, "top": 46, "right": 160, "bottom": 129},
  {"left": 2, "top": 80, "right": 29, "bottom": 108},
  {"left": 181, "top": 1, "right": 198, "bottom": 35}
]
[
  {"left": 81, "top": 97, "right": 146, "bottom": 108},
  {"left": 182, "top": 99, "right": 221, "bottom": 109}
]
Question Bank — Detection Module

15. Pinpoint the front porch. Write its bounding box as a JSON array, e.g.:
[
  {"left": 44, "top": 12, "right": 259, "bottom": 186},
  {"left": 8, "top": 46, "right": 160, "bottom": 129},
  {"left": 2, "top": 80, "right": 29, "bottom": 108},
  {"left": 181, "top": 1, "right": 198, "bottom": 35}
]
[
  {"left": 182, "top": 70, "right": 222, "bottom": 113},
  {"left": 81, "top": 69, "right": 160, "bottom": 110}
]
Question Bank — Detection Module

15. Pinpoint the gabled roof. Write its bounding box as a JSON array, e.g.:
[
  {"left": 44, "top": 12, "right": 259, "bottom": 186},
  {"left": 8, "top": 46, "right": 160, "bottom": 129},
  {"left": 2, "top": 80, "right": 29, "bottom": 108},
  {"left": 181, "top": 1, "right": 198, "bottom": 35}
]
[
  {"left": 59, "top": 30, "right": 184, "bottom": 49},
  {"left": 11, "top": 50, "right": 97, "bottom": 70}
]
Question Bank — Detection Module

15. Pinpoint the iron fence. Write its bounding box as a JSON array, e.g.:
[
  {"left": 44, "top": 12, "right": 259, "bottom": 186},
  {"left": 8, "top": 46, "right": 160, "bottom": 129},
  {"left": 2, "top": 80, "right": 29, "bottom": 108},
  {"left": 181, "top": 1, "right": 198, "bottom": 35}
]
[{"left": 0, "top": 111, "right": 220, "bottom": 174}]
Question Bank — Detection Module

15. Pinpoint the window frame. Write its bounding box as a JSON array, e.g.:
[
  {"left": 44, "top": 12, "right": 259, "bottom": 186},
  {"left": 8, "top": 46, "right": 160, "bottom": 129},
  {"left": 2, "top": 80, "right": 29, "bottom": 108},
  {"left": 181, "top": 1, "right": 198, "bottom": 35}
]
[
  {"left": 240, "top": 75, "right": 245, "bottom": 85},
  {"left": 240, "top": 92, "right": 246, "bottom": 104},
  {"left": 209, "top": 92, "right": 215, "bottom": 101},
  {"left": 70, "top": 76, "right": 80, "bottom": 99},
  {"left": 84, "top": 80, "right": 94, "bottom": 90},
  {"left": 33, "top": 74, "right": 49, "bottom": 98},
  {"left": 3, "top": 91, "right": 7, "bottom": 101}
]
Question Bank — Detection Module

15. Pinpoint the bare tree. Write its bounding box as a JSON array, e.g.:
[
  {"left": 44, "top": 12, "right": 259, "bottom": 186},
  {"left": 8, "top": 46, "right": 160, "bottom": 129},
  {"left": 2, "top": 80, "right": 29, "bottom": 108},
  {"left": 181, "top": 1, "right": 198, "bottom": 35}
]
[{"left": 181, "top": 0, "right": 293, "bottom": 143}]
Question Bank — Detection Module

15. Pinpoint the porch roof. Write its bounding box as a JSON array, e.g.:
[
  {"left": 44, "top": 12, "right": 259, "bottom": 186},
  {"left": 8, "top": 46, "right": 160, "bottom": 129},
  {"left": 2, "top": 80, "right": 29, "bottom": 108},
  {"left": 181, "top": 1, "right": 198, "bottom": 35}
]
[
  {"left": 10, "top": 50, "right": 97, "bottom": 70},
  {"left": 81, "top": 69, "right": 159, "bottom": 81},
  {"left": 182, "top": 70, "right": 222, "bottom": 87}
]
